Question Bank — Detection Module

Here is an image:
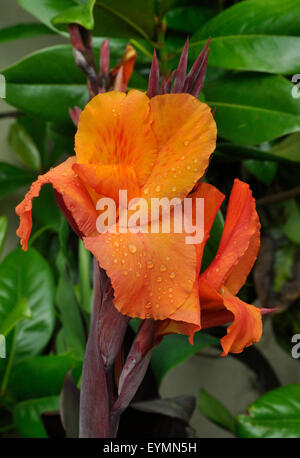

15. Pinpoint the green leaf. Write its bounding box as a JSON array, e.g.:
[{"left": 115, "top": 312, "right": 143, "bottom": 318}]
[
  {"left": 244, "top": 160, "right": 278, "bottom": 185},
  {"left": 281, "top": 199, "right": 300, "bottom": 245},
  {"left": 56, "top": 253, "right": 86, "bottom": 358},
  {"left": 0, "top": 216, "right": 8, "bottom": 256},
  {"left": 2, "top": 45, "right": 88, "bottom": 123},
  {"left": 204, "top": 74, "right": 300, "bottom": 146},
  {"left": 237, "top": 384, "right": 300, "bottom": 438},
  {"left": 2, "top": 43, "right": 144, "bottom": 122},
  {"left": 14, "top": 395, "right": 59, "bottom": 438},
  {"left": 166, "top": 6, "right": 214, "bottom": 33},
  {"left": 18, "top": 0, "right": 156, "bottom": 40},
  {"left": 0, "top": 248, "right": 55, "bottom": 365},
  {"left": 191, "top": 0, "right": 300, "bottom": 74},
  {"left": 0, "top": 162, "right": 36, "bottom": 200},
  {"left": 0, "top": 297, "right": 32, "bottom": 338},
  {"left": 7, "top": 353, "right": 81, "bottom": 402},
  {"left": 198, "top": 389, "right": 237, "bottom": 434},
  {"left": 8, "top": 123, "right": 41, "bottom": 171},
  {"left": 0, "top": 23, "right": 54, "bottom": 44},
  {"left": 270, "top": 133, "right": 300, "bottom": 163},
  {"left": 151, "top": 332, "right": 218, "bottom": 385}
]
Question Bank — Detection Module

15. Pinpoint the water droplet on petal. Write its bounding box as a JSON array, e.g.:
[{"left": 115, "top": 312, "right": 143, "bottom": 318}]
[
  {"left": 184, "top": 140, "right": 190, "bottom": 146},
  {"left": 156, "top": 276, "right": 162, "bottom": 282},
  {"left": 169, "top": 272, "right": 176, "bottom": 279},
  {"left": 114, "top": 241, "right": 119, "bottom": 248},
  {"left": 143, "top": 187, "right": 149, "bottom": 195},
  {"left": 147, "top": 261, "right": 154, "bottom": 269},
  {"left": 113, "top": 258, "right": 118, "bottom": 264},
  {"left": 128, "top": 243, "right": 137, "bottom": 254},
  {"left": 160, "top": 264, "right": 167, "bottom": 272},
  {"left": 172, "top": 186, "right": 177, "bottom": 192},
  {"left": 155, "top": 185, "right": 161, "bottom": 192}
]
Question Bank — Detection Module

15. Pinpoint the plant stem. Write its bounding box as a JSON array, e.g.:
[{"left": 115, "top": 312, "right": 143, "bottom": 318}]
[{"left": 256, "top": 185, "right": 300, "bottom": 207}]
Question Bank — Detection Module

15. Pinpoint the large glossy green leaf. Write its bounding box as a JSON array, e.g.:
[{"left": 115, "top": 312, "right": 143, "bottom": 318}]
[
  {"left": 0, "top": 248, "right": 55, "bottom": 365},
  {"left": 204, "top": 74, "right": 300, "bottom": 145},
  {"left": 7, "top": 353, "right": 81, "bottom": 402},
  {"left": 0, "top": 216, "right": 8, "bottom": 256},
  {"left": 190, "top": 0, "right": 300, "bottom": 74},
  {"left": 237, "top": 384, "right": 300, "bottom": 438},
  {"left": 2, "top": 44, "right": 146, "bottom": 123},
  {"left": 198, "top": 389, "right": 237, "bottom": 434},
  {"left": 14, "top": 395, "right": 59, "bottom": 438},
  {"left": 0, "top": 162, "right": 36, "bottom": 200},
  {"left": 197, "top": 0, "right": 300, "bottom": 38},
  {"left": 0, "top": 23, "right": 54, "bottom": 44},
  {"left": 18, "top": 0, "right": 156, "bottom": 40},
  {"left": 2, "top": 45, "right": 88, "bottom": 123},
  {"left": 201, "top": 209, "right": 224, "bottom": 272},
  {"left": 8, "top": 123, "right": 41, "bottom": 171},
  {"left": 151, "top": 332, "right": 218, "bottom": 385},
  {"left": 0, "top": 297, "right": 32, "bottom": 338}
]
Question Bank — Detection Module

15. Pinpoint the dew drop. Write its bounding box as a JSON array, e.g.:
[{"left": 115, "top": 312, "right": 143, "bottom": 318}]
[
  {"left": 123, "top": 270, "right": 128, "bottom": 276},
  {"left": 145, "top": 302, "right": 152, "bottom": 309},
  {"left": 184, "top": 140, "right": 190, "bottom": 146},
  {"left": 156, "top": 276, "right": 162, "bottom": 283},
  {"left": 171, "top": 186, "right": 177, "bottom": 192},
  {"left": 121, "top": 259, "right": 125, "bottom": 264},
  {"left": 114, "top": 241, "right": 119, "bottom": 248},
  {"left": 113, "top": 258, "right": 118, "bottom": 264},
  {"left": 186, "top": 165, "right": 191, "bottom": 170},
  {"left": 160, "top": 264, "right": 167, "bottom": 272},
  {"left": 143, "top": 187, "right": 149, "bottom": 195},
  {"left": 128, "top": 243, "right": 137, "bottom": 254},
  {"left": 168, "top": 288, "right": 173, "bottom": 292},
  {"left": 169, "top": 272, "right": 176, "bottom": 279},
  {"left": 147, "top": 261, "right": 154, "bottom": 269},
  {"left": 155, "top": 185, "right": 161, "bottom": 192}
]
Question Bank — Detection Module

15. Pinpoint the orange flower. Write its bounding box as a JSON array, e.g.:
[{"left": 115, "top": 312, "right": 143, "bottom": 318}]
[
  {"left": 16, "top": 90, "right": 216, "bottom": 324},
  {"left": 156, "top": 179, "right": 262, "bottom": 356}
]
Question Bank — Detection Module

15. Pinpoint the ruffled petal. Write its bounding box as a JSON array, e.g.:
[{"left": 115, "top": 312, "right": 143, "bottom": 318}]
[
  {"left": 220, "top": 288, "right": 262, "bottom": 356},
  {"left": 16, "top": 157, "right": 98, "bottom": 250},
  {"left": 75, "top": 90, "right": 157, "bottom": 188},
  {"left": 202, "top": 179, "right": 260, "bottom": 294},
  {"left": 83, "top": 228, "right": 196, "bottom": 321},
  {"left": 141, "top": 94, "right": 216, "bottom": 200}
]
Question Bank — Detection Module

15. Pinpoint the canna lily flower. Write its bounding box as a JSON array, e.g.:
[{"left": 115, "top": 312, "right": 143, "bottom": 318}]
[
  {"left": 156, "top": 179, "right": 262, "bottom": 356},
  {"left": 15, "top": 39, "right": 263, "bottom": 357},
  {"left": 16, "top": 89, "right": 217, "bottom": 323}
]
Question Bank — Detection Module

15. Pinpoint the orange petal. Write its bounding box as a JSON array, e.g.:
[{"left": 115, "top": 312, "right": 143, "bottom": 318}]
[
  {"left": 16, "top": 157, "right": 98, "bottom": 250},
  {"left": 83, "top": 229, "right": 196, "bottom": 321},
  {"left": 72, "top": 163, "right": 140, "bottom": 203},
  {"left": 220, "top": 288, "right": 262, "bottom": 356},
  {"left": 75, "top": 90, "right": 157, "bottom": 188},
  {"left": 202, "top": 179, "right": 260, "bottom": 294},
  {"left": 154, "top": 184, "right": 224, "bottom": 343},
  {"left": 110, "top": 44, "right": 137, "bottom": 91},
  {"left": 141, "top": 94, "right": 216, "bottom": 200},
  {"left": 198, "top": 279, "right": 262, "bottom": 355}
]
